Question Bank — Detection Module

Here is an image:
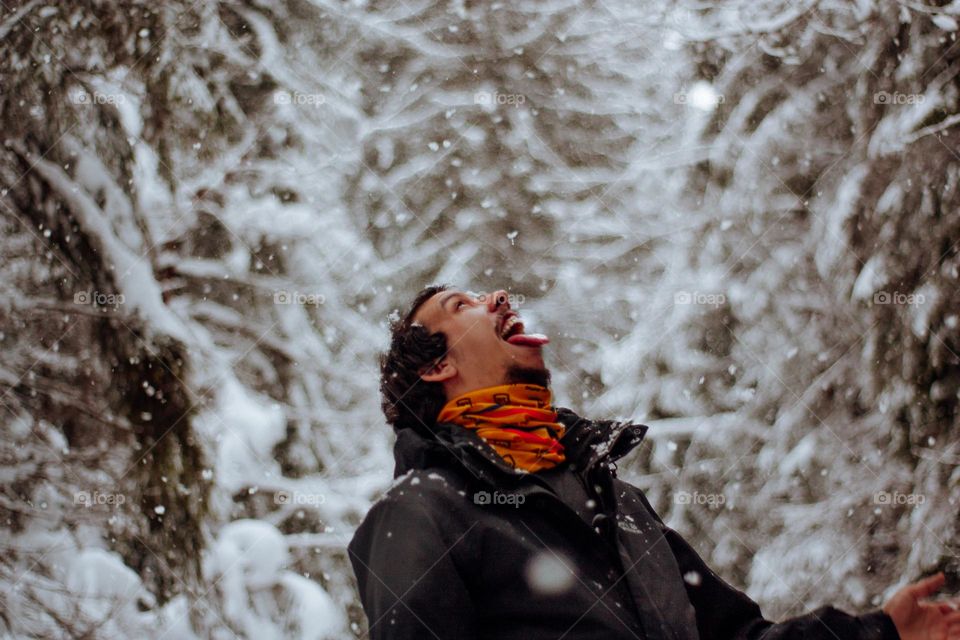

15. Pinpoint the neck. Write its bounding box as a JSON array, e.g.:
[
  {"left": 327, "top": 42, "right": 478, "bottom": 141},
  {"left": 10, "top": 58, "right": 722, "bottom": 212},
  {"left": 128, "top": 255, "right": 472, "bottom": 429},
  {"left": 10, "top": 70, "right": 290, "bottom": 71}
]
[
  {"left": 443, "top": 365, "right": 552, "bottom": 402},
  {"left": 505, "top": 364, "right": 551, "bottom": 388}
]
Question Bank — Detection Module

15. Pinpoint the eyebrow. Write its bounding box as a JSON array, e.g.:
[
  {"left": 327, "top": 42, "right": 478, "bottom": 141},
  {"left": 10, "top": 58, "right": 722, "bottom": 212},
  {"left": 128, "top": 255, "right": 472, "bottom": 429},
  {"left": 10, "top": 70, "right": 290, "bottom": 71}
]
[{"left": 437, "top": 291, "right": 465, "bottom": 312}]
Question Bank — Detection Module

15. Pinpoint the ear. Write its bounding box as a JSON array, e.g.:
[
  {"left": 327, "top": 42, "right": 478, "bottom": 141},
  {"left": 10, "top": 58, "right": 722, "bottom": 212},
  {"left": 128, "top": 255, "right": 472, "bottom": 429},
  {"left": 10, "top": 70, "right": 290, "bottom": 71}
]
[{"left": 419, "top": 359, "right": 456, "bottom": 383}]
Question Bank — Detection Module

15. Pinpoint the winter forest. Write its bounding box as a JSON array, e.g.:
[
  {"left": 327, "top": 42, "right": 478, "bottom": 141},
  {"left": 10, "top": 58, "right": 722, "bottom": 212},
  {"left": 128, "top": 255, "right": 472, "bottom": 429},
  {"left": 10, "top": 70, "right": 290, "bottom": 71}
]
[{"left": 1, "top": 0, "right": 959, "bottom": 637}]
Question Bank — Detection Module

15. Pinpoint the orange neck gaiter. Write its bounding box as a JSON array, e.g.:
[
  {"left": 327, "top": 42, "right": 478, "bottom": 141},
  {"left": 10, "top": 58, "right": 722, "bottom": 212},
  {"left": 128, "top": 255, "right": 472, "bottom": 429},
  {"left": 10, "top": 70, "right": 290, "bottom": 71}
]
[{"left": 437, "top": 384, "right": 566, "bottom": 473}]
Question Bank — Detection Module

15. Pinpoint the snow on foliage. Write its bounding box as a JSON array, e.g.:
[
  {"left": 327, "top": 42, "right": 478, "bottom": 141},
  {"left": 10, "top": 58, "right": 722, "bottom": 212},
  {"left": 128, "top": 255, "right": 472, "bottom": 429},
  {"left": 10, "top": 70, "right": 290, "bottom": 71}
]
[{"left": 0, "top": 0, "right": 957, "bottom": 637}]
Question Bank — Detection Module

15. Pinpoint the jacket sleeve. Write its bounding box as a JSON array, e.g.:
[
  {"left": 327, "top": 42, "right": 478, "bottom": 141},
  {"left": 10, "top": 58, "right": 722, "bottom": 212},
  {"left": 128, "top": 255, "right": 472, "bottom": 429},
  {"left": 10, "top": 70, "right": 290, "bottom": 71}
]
[
  {"left": 632, "top": 490, "right": 901, "bottom": 640},
  {"left": 347, "top": 494, "right": 479, "bottom": 640}
]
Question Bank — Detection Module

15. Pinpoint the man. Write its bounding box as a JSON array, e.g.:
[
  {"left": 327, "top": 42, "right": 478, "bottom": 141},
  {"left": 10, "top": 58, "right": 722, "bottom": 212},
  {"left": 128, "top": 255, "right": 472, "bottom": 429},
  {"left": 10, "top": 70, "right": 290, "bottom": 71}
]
[{"left": 348, "top": 284, "right": 960, "bottom": 640}]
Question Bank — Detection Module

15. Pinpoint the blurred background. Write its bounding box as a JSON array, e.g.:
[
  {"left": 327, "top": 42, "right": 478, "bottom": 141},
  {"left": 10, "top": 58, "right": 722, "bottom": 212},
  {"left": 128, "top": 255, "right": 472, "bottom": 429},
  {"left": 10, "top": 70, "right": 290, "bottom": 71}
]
[{"left": 1, "top": 0, "right": 959, "bottom": 637}]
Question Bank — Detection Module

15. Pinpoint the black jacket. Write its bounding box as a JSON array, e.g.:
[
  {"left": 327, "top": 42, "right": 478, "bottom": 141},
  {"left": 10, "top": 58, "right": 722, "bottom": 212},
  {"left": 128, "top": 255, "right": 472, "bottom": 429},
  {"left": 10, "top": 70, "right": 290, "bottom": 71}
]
[{"left": 348, "top": 408, "right": 900, "bottom": 640}]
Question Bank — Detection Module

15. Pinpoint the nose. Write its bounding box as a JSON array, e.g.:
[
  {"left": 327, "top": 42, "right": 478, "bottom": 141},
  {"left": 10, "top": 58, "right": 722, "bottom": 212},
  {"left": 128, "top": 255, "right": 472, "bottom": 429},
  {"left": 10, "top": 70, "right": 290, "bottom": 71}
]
[{"left": 486, "top": 289, "right": 509, "bottom": 312}]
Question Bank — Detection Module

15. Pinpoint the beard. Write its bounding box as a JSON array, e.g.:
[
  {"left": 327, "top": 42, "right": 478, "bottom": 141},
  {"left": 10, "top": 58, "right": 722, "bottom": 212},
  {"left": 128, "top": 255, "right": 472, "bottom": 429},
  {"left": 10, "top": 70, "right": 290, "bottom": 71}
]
[{"left": 504, "top": 364, "right": 552, "bottom": 388}]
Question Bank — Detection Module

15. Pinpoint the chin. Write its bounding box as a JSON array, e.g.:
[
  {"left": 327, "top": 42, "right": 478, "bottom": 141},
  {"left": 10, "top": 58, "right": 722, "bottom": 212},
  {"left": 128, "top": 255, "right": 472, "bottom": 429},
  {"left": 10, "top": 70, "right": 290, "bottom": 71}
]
[{"left": 505, "top": 364, "right": 551, "bottom": 388}]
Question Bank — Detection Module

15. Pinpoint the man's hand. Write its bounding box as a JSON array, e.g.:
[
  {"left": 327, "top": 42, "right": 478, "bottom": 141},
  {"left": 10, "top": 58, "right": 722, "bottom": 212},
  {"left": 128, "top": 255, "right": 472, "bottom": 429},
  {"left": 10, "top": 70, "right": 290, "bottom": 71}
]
[{"left": 883, "top": 572, "right": 960, "bottom": 640}]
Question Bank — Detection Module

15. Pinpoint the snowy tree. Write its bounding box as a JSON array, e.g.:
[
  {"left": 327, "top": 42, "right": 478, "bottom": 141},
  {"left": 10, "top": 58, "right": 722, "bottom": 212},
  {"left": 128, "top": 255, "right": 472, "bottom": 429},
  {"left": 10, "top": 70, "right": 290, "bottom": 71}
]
[
  {"left": 1, "top": 0, "right": 366, "bottom": 635},
  {"left": 621, "top": 0, "right": 960, "bottom": 618}
]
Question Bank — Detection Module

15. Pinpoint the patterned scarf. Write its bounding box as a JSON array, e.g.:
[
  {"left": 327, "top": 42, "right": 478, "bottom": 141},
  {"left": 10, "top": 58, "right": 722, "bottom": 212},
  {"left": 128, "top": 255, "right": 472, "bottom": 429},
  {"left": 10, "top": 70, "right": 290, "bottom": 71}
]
[{"left": 436, "top": 384, "right": 566, "bottom": 472}]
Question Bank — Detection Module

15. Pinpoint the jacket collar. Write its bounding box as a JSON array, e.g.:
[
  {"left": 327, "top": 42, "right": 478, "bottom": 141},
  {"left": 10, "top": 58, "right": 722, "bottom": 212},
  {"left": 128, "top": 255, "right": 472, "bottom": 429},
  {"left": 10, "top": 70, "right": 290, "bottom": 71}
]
[{"left": 393, "top": 406, "right": 648, "bottom": 481}]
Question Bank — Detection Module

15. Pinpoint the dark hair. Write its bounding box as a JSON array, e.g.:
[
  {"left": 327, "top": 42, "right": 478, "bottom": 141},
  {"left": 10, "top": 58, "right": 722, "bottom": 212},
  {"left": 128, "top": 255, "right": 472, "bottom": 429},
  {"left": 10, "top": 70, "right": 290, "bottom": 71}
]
[{"left": 379, "top": 284, "right": 451, "bottom": 435}]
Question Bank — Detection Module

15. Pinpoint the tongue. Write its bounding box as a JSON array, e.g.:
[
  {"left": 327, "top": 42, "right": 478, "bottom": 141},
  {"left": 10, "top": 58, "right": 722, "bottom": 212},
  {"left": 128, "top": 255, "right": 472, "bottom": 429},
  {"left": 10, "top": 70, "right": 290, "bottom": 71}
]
[{"left": 506, "top": 333, "right": 549, "bottom": 347}]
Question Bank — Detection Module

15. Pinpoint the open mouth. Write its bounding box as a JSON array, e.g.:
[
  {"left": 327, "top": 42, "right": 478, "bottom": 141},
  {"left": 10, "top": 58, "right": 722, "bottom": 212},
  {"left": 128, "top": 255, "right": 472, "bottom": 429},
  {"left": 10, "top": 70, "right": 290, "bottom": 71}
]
[{"left": 498, "top": 312, "right": 549, "bottom": 347}]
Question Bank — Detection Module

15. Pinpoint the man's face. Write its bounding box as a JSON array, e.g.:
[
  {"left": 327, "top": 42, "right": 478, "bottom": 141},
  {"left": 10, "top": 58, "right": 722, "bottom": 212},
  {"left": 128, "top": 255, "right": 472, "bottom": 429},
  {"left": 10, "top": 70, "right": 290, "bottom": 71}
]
[{"left": 412, "top": 288, "right": 549, "bottom": 395}]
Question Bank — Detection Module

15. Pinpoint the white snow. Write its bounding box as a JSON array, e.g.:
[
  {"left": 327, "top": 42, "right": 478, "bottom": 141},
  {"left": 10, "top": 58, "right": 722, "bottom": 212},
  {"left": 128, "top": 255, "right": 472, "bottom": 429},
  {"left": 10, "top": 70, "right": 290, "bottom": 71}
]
[
  {"left": 525, "top": 550, "right": 575, "bottom": 595},
  {"left": 203, "top": 520, "right": 346, "bottom": 638}
]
